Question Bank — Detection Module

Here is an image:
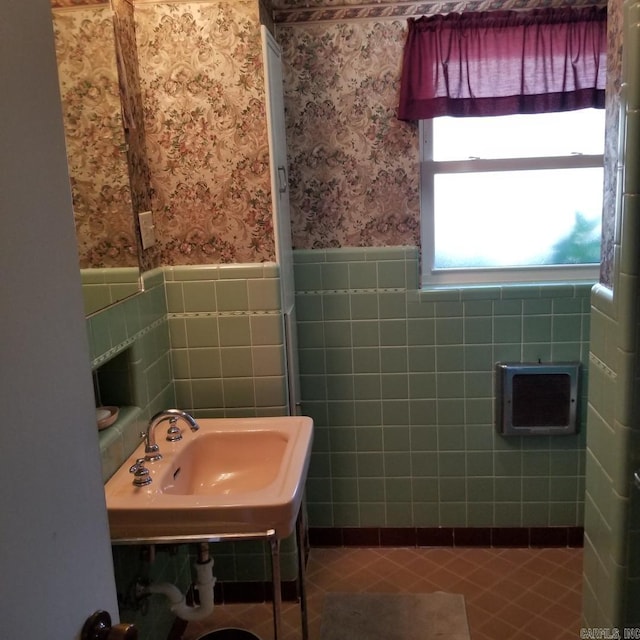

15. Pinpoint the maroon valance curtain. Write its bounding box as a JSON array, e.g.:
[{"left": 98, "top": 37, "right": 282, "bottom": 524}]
[{"left": 398, "top": 6, "right": 607, "bottom": 120}]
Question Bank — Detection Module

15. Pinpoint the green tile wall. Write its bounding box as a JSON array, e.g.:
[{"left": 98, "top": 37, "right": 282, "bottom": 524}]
[
  {"left": 294, "top": 247, "right": 591, "bottom": 529},
  {"left": 112, "top": 543, "right": 192, "bottom": 640},
  {"left": 81, "top": 267, "right": 140, "bottom": 317},
  {"left": 89, "top": 268, "right": 180, "bottom": 640},
  {"left": 87, "top": 255, "right": 594, "bottom": 640},
  {"left": 583, "top": 286, "right": 636, "bottom": 630},
  {"left": 164, "top": 263, "right": 288, "bottom": 418},
  {"left": 89, "top": 264, "right": 293, "bottom": 640},
  {"left": 92, "top": 268, "right": 175, "bottom": 481},
  {"left": 581, "top": 1, "right": 640, "bottom": 627},
  {"left": 163, "top": 263, "right": 297, "bottom": 589}
]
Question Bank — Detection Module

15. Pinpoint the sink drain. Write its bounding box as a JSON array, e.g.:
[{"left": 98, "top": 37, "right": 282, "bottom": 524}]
[{"left": 195, "top": 629, "right": 262, "bottom": 640}]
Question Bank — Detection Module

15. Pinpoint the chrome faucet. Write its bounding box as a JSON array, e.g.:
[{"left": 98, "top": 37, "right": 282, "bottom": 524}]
[{"left": 141, "top": 409, "right": 199, "bottom": 462}]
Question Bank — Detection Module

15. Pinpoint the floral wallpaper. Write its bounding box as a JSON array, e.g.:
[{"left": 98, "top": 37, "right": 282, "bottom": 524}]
[
  {"left": 276, "top": 0, "right": 610, "bottom": 252},
  {"left": 51, "top": 0, "right": 616, "bottom": 271},
  {"left": 52, "top": 4, "right": 139, "bottom": 268},
  {"left": 278, "top": 20, "right": 419, "bottom": 249},
  {"left": 112, "top": 0, "right": 155, "bottom": 271},
  {"left": 599, "top": 0, "right": 623, "bottom": 288},
  {"left": 134, "top": 0, "right": 276, "bottom": 265}
]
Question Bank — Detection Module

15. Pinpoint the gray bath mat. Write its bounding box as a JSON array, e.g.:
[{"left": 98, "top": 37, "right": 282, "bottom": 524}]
[{"left": 319, "top": 592, "right": 470, "bottom": 640}]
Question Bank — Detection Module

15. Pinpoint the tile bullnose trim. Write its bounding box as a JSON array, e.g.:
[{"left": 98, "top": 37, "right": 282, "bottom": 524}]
[
  {"left": 90, "top": 316, "right": 167, "bottom": 370},
  {"left": 309, "top": 526, "right": 584, "bottom": 548}
]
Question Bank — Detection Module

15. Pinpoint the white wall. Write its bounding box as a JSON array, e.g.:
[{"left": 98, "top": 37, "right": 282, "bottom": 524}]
[{"left": 0, "top": 0, "right": 119, "bottom": 636}]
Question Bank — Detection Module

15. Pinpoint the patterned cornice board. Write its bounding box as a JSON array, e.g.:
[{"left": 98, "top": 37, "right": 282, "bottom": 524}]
[{"left": 273, "top": 0, "right": 607, "bottom": 24}]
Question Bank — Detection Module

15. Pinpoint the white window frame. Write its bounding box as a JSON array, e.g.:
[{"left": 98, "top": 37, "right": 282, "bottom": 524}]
[{"left": 419, "top": 119, "right": 604, "bottom": 287}]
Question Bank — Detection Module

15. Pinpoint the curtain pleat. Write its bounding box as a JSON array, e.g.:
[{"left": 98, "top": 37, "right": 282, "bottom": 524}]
[{"left": 398, "top": 6, "right": 607, "bottom": 120}]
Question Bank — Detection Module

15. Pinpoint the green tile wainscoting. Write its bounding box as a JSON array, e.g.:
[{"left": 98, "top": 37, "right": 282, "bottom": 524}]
[
  {"left": 164, "top": 263, "right": 288, "bottom": 418},
  {"left": 88, "top": 250, "right": 593, "bottom": 640},
  {"left": 93, "top": 267, "right": 174, "bottom": 481},
  {"left": 90, "top": 268, "right": 181, "bottom": 640},
  {"left": 81, "top": 267, "right": 141, "bottom": 317},
  {"left": 294, "top": 247, "right": 591, "bottom": 531},
  {"left": 90, "top": 264, "right": 294, "bottom": 640},
  {"left": 164, "top": 263, "right": 299, "bottom": 602},
  {"left": 584, "top": 284, "right": 640, "bottom": 629}
]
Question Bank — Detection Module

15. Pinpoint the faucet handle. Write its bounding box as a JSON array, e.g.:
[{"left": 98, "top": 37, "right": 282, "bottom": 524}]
[
  {"left": 129, "top": 458, "right": 152, "bottom": 487},
  {"left": 165, "top": 417, "right": 183, "bottom": 443},
  {"left": 139, "top": 431, "right": 162, "bottom": 462}
]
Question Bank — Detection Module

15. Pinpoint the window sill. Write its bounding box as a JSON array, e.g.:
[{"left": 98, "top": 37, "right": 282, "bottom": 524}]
[{"left": 412, "top": 280, "right": 596, "bottom": 303}]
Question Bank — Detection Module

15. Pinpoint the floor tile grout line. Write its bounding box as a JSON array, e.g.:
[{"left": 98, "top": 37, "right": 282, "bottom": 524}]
[{"left": 180, "top": 546, "right": 582, "bottom": 640}]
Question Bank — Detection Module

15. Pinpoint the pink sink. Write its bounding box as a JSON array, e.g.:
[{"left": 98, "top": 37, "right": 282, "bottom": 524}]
[{"left": 105, "top": 416, "right": 313, "bottom": 541}]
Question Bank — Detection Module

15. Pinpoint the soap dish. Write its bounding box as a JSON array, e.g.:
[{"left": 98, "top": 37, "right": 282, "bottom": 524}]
[{"left": 97, "top": 406, "right": 119, "bottom": 430}]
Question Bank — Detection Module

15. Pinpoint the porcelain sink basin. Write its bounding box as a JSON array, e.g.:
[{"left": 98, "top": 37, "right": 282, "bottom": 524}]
[{"left": 105, "top": 416, "right": 313, "bottom": 541}]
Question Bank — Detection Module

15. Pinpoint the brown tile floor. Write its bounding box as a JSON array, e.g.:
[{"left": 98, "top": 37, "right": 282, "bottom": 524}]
[{"left": 180, "top": 546, "right": 583, "bottom": 640}]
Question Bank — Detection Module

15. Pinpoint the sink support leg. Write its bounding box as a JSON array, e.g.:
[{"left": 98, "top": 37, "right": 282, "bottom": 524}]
[
  {"left": 296, "top": 510, "right": 308, "bottom": 640},
  {"left": 269, "top": 534, "right": 282, "bottom": 640}
]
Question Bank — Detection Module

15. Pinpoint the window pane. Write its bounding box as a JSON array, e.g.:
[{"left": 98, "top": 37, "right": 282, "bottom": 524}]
[
  {"left": 433, "top": 110, "right": 605, "bottom": 161},
  {"left": 433, "top": 168, "right": 603, "bottom": 269}
]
